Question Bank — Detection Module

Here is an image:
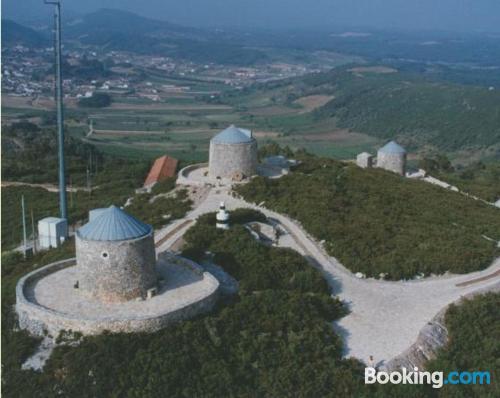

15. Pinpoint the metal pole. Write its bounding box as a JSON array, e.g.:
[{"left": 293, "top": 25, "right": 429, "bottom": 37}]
[
  {"left": 31, "top": 209, "right": 37, "bottom": 254},
  {"left": 22, "top": 195, "right": 27, "bottom": 258},
  {"left": 69, "top": 176, "right": 74, "bottom": 209},
  {"left": 45, "top": 0, "right": 68, "bottom": 229}
]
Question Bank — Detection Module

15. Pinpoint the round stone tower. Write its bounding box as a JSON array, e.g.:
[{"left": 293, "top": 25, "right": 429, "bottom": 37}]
[
  {"left": 76, "top": 205, "right": 157, "bottom": 303},
  {"left": 208, "top": 125, "right": 257, "bottom": 180},
  {"left": 377, "top": 141, "right": 407, "bottom": 176}
]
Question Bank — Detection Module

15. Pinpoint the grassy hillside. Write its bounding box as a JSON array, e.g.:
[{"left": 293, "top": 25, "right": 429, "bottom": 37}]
[
  {"left": 315, "top": 70, "right": 500, "bottom": 151},
  {"left": 63, "top": 9, "right": 267, "bottom": 66},
  {"left": 1, "top": 19, "right": 47, "bottom": 47},
  {"left": 236, "top": 155, "right": 500, "bottom": 279},
  {"left": 420, "top": 156, "right": 500, "bottom": 202},
  {"left": 220, "top": 68, "right": 500, "bottom": 155}
]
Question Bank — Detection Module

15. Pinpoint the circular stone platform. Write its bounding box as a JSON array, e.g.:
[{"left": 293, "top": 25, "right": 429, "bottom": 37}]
[
  {"left": 177, "top": 163, "right": 287, "bottom": 187},
  {"left": 16, "top": 253, "right": 219, "bottom": 336}
]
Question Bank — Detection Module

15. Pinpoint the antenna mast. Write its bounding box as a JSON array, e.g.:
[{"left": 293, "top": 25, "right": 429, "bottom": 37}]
[{"left": 45, "top": 0, "right": 68, "bottom": 229}]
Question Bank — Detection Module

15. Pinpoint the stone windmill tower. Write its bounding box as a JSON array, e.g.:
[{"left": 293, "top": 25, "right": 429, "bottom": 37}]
[
  {"left": 208, "top": 125, "right": 258, "bottom": 181},
  {"left": 377, "top": 141, "right": 407, "bottom": 176},
  {"left": 76, "top": 206, "right": 157, "bottom": 302}
]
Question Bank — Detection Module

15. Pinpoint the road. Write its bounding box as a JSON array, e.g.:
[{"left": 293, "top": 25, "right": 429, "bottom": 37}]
[{"left": 155, "top": 186, "right": 500, "bottom": 367}]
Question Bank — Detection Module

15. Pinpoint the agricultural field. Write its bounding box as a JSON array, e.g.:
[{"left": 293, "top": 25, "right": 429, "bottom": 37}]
[
  {"left": 1, "top": 64, "right": 386, "bottom": 164},
  {"left": 3, "top": 63, "right": 500, "bottom": 168}
]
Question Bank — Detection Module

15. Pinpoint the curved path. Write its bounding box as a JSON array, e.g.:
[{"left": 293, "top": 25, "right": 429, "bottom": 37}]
[{"left": 155, "top": 186, "right": 500, "bottom": 367}]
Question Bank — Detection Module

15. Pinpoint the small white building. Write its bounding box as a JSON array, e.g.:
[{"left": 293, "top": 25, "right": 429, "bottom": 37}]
[
  {"left": 356, "top": 152, "right": 373, "bottom": 169},
  {"left": 38, "top": 217, "right": 67, "bottom": 249}
]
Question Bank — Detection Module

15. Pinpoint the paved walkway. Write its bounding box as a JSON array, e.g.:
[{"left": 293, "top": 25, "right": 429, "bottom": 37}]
[{"left": 155, "top": 186, "right": 500, "bottom": 366}]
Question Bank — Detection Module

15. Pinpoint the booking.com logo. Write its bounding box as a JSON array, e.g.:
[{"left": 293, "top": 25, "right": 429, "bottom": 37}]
[{"left": 365, "top": 367, "right": 491, "bottom": 389}]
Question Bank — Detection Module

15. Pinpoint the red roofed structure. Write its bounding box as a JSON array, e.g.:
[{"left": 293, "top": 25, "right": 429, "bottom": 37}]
[{"left": 143, "top": 155, "right": 178, "bottom": 189}]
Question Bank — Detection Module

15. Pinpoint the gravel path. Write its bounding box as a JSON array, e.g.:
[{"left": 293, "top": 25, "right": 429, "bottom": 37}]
[{"left": 156, "top": 186, "right": 500, "bottom": 366}]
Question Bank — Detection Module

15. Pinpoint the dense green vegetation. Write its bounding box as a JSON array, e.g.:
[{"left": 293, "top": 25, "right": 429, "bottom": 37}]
[
  {"left": 220, "top": 68, "right": 500, "bottom": 154},
  {"left": 236, "top": 155, "right": 500, "bottom": 279},
  {"left": 2, "top": 122, "right": 99, "bottom": 184},
  {"left": 420, "top": 156, "right": 500, "bottom": 202},
  {"left": 1, "top": 154, "right": 145, "bottom": 249},
  {"left": 1, "top": 242, "right": 77, "bottom": 398},
  {"left": 427, "top": 293, "right": 500, "bottom": 397},
  {"left": 315, "top": 70, "right": 500, "bottom": 151},
  {"left": 1, "top": 211, "right": 368, "bottom": 397},
  {"left": 3, "top": 210, "right": 497, "bottom": 397},
  {"left": 78, "top": 93, "right": 112, "bottom": 108},
  {"left": 126, "top": 189, "right": 192, "bottom": 229},
  {"left": 1, "top": 174, "right": 191, "bottom": 251}
]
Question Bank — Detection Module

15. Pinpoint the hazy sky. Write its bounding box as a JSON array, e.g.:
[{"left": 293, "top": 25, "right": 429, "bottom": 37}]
[{"left": 3, "top": 0, "right": 500, "bottom": 33}]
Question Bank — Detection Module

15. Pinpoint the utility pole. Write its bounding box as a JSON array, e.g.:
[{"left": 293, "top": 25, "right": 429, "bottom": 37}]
[
  {"left": 31, "top": 209, "right": 37, "bottom": 254},
  {"left": 87, "top": 167, "right": 92, "bottom": 196},
  {"left": 45, "top": 0, "right": 68, "bottom": 230},
  {"left": 21, "top": 195, "right": 27, "bottom": 258},
  {"left": 69, "top": 176, "right": 74, "bottom": 209}
]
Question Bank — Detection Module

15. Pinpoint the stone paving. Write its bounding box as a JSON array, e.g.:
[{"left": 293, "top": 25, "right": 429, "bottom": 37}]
[
  {"left": 155, "top": 186, "right": 500, "bottom": 367},
  {"left": 26, "top": 257, "right": 214, "bottom": 320}
]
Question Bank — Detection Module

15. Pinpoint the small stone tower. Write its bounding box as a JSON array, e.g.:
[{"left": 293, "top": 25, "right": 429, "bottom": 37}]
[
  {"left": 377, "top": 141, "right": 407, "bottom": 176},
  {"left": 216, "top": 202, "right": 229, "bottom": 230},
  {"left": 76, "top": 206, "right": 157, "bottom": 303},
  {"left": 209, "top": 125, "right": 257, "bottom": 180}
]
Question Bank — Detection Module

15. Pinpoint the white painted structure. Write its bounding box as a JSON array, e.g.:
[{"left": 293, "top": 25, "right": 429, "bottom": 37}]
[
  {"left": 38, "top": 217, "right": 67, "bottom": 249},
  {"left": 356, "top": 152, "right": 373, "bottom": 169},
  {"left": 216, "top": 202, "right": 229, "bottom": 230}
]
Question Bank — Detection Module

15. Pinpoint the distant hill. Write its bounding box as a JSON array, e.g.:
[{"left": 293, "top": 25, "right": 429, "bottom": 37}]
[
  {"left": 64, "top": 8, "right": 194, "bottom": 39},
  {"left": 312, "top": 70, "right": 500, "bottom": 152},
  {"left": 227, "top": 67, "right": 500, "bottom": 153},
  {"left": 63, "top": 9, "right": 267, "bottom": 66},
  {"left": 1, "top": 19, "right": 48, "bottom": 47}
]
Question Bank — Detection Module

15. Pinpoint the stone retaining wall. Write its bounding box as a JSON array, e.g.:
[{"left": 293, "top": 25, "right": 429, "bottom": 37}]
[
  {"left": 177, "top": 163, "right": 209, "bottom": 186},
  {"left": 16, "top": 257, "right": 219, "bottom": 337},
  {"left": 383, "top": 283, "right": 500, "bottom": 371}
]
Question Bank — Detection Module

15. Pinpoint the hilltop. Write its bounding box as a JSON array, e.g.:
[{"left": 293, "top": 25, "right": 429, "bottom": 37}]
[
  {"left": 1, "top": 19, "right": 47, "bottom": 47},
  {"left": 62, "top": 8, "right": 267, "bottom": 66}
]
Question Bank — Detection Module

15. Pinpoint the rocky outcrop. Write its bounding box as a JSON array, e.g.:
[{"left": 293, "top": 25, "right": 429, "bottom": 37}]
[
  {"left": 382, "top": 309, "right": 448, "bottom": 371},
  {"left": 383, "top": 283, "right": 500, "bottom": 371}
]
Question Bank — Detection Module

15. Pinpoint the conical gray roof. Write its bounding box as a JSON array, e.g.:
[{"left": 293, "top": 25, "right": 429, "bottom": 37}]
[
  {"left": 211, "top": 125, "right": 253, "bottom": 144},
  {"left": 378, "top": 141, "right": 406, "bottom": 154},
  {"left": 77, "top": 206, "right": 151, "bottom": 241}
]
